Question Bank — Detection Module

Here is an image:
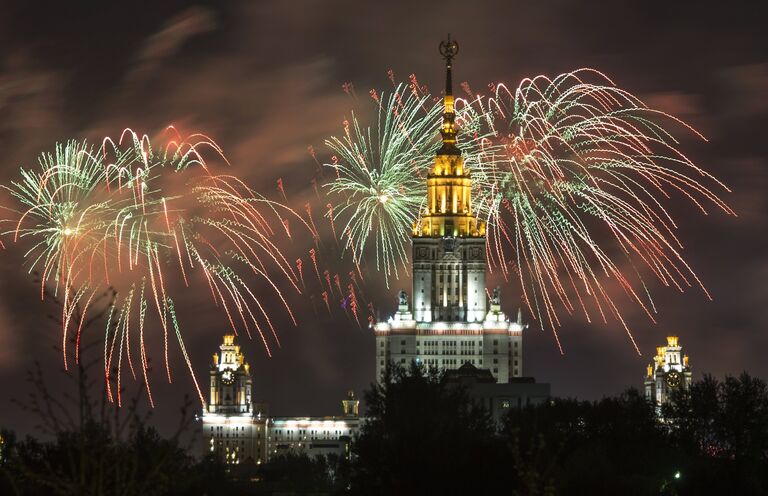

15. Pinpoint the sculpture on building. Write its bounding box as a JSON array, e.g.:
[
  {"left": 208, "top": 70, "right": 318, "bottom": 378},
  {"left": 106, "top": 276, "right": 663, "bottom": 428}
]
[
  {"left": 491, "top": 286, "right": 501, "bottom": 306},
  {"left": 398, "top": 289, "right": 408, "bottom": 306}
]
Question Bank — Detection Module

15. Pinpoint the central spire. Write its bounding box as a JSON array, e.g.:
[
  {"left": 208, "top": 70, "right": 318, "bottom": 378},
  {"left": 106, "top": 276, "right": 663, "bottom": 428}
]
[
  {"left": 412, "top": 36, "right": 485, "bottom": 240},
  {"left": 438, "top": 35, "right": 460, "bottom": 155}
]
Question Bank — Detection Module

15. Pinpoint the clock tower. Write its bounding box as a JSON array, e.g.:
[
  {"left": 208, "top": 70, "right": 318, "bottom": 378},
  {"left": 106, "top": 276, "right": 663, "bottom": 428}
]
[
  {"left": 203, "top": 334, "right": 267, "bottom": 465},
  {"left": 644, "top": 335, "right": 693, "bottom": 409},
  {"left": 209, "top": 334, "right": 253, "bottom": 414}
]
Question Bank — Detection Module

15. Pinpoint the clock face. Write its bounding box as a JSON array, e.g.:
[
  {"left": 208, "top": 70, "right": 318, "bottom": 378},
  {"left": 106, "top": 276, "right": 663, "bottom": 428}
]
[
  {"left": 221, "top": 369, "right": 234, "bottom": 385},
  {"left": 666, "top": 370, "right": 681, "bottom": 388}
]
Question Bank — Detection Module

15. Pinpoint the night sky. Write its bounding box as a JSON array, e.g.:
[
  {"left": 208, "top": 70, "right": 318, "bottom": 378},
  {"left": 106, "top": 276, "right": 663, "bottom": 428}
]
[{"left": 1, "top": 0, "right": 767, "bottom": 438}]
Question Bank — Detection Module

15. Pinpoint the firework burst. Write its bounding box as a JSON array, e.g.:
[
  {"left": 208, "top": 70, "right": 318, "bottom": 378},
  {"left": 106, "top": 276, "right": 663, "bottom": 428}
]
[
  {"left": 323, "top": 81, "right": 491, "bottom": 286},
  {"left": 323, "top": 69, "right": 734, "bottom": 350},
  {"left": 1, "top": 128, "right": 308, "bottom": 406},
  {"left": 473, "top": 69, "right": 734, "bottom": 351}
]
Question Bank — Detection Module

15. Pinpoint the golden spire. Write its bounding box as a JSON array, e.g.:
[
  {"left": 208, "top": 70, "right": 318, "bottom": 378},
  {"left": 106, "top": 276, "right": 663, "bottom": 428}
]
[
  {"left": 438, "top": 35, "right": 460, "bottom": 155},
  {"left": 412, "top": 37, "right": 485, "bottom": 238}
]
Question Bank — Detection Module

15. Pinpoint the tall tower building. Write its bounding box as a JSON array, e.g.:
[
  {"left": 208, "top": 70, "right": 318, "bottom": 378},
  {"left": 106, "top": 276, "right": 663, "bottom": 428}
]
[
  {"left": 644, "top": 335, "right": 693, "bottom": 408},
  {"left": 374, "top": 37, "right": 525, "bottom": 383},
  {"left": 411, "top": 36, "right": 487, "bottom": 324}
]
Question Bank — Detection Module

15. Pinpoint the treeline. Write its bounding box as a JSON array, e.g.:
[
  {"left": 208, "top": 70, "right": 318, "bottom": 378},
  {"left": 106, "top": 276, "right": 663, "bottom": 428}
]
[
  {"left": 348, "top": 365, "right": 768, "bottom": 495},
  {"left": 2, "top": 364, "right": 768, "bottom": 495}
]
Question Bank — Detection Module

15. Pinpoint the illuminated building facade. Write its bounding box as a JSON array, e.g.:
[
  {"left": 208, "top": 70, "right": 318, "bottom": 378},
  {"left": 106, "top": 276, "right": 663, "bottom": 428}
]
[
  {"left": 266, "top": 392, "right": 360, "bottom": 460},
  {"left": 374, "top": 37, "right": 525, "bottom": 383},
  {"left": 644, "top": 335, "right": 693, "bottom": 408},
  {"left": 201, "top": 334, "right": 360, "bottom": 465},
  {"left": 202, "top": 334, "right": 266, "bottom": 465}
]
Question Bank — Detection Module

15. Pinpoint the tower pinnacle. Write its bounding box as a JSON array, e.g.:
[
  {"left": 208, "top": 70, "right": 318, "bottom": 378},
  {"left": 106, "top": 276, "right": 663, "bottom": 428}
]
[
  {"left": 438, "top": 35, "right": 460, "bottom": 155},
  {"left": 412, "top": 36, "right": 485, "bottom": 240}
]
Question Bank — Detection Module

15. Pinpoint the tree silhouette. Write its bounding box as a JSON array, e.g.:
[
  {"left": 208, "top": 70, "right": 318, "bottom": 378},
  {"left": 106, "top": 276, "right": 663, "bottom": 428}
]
[
  {"left": 0, "top": 282, "right": 224, "bottom": 496},
  {"left": 349, "top": 362, "right": 506, "bottom": 495}
]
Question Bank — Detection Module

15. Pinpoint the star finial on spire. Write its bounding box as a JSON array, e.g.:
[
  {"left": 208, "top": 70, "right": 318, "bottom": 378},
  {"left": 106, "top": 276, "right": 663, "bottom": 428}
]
[
  {"left": 439, "top": 34, "right": 459, "bottom": 96},
  {"left": 438, "top": 35, "right": 461, "bottom": 155}
]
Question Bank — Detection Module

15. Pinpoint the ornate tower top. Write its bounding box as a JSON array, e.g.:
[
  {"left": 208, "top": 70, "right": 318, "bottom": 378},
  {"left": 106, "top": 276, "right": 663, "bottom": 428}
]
[
  {"left": 342, "top": 390, "right": 360, "bottom": 417},
  {"left": 644, "top": 335, "right": 692, "bottom": 409},
  {"left": 412, "top": 37, "right": 485, "bottom": 239},
  {"left": 213, "top": 333, "right": 249, "bottom": 373}
]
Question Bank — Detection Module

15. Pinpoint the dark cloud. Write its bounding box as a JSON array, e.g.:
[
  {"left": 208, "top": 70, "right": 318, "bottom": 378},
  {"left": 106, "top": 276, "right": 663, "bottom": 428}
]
[{"left": 124, "top": 6, "right": 218, "bottom": 86}]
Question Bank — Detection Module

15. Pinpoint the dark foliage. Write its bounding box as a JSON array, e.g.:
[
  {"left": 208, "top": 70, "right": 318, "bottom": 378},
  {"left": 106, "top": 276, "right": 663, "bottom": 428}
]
[
  {"left": 251, "top": 453, "right": 349, "bottom": 495},
  {"left": 502, "top": 389, "right": 675, "bottom": 495},
  {"left": 0, "top": 287, "right": 230, "bottom": 496},
  {"left": 347, "top": 367, "right": 768, "bottom": 495},
  {"left": 349, "top": 362, "right": 507, "bottom": 495},
  {"left": 662, "top": 373, "right": 768, "bottom": 495}
]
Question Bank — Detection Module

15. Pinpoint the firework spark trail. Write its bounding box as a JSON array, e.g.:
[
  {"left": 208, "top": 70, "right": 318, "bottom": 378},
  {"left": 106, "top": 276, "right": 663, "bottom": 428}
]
[
  {"left": 348, "top": 283, "right": 360, "bottom": 328},
  {"left": 296, "top": 258, "right": 305, "bottom": 287},
  {"left": 277, "top": 178, "right": 287, "bottom": 202},
  {"left": 309, "top": 248, "right": 322, "bottom": 284},
  {"left": 324, "top": 83, "right": 490, "bottom": 287},
  {"left": 1, "top": 129, "right": 310, "bottom": 406},
  {"left": 323, "top": 70, "right": 734, "bottom": 351},
  {"left": 323, "top": 269, "right": 334, "bottom": 297},
  {"left": 333, "top": 273, "right": 342, "bottom": 296},
  {"left": 304, "top": 203, "right": 320, "bottom": 242},
  {"left": 321, "top": 291, "right": 331, "bottom": 315},
  {"left": 325, "top": 202, "right": 341, "bottom": 250},
  {"left": 468, "top": 69, "right": 734, "bottom": 351}
]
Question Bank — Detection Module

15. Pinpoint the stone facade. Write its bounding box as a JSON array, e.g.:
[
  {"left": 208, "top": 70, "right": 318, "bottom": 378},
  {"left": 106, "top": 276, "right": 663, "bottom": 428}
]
[{"left": 201, "top": 334, "right": 360, "bottom": 465}]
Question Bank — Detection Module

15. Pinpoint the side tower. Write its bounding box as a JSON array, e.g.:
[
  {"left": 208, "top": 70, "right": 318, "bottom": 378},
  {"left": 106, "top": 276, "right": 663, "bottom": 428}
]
[
  {"left": 644, "top": 335, "right": 693, "bottom": 408},
  {"left": 202, "top": 334, "right": 266, "bottom": 465},
  {"left": 411, "top": 36, "right": 487, "bottom": 324}
]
